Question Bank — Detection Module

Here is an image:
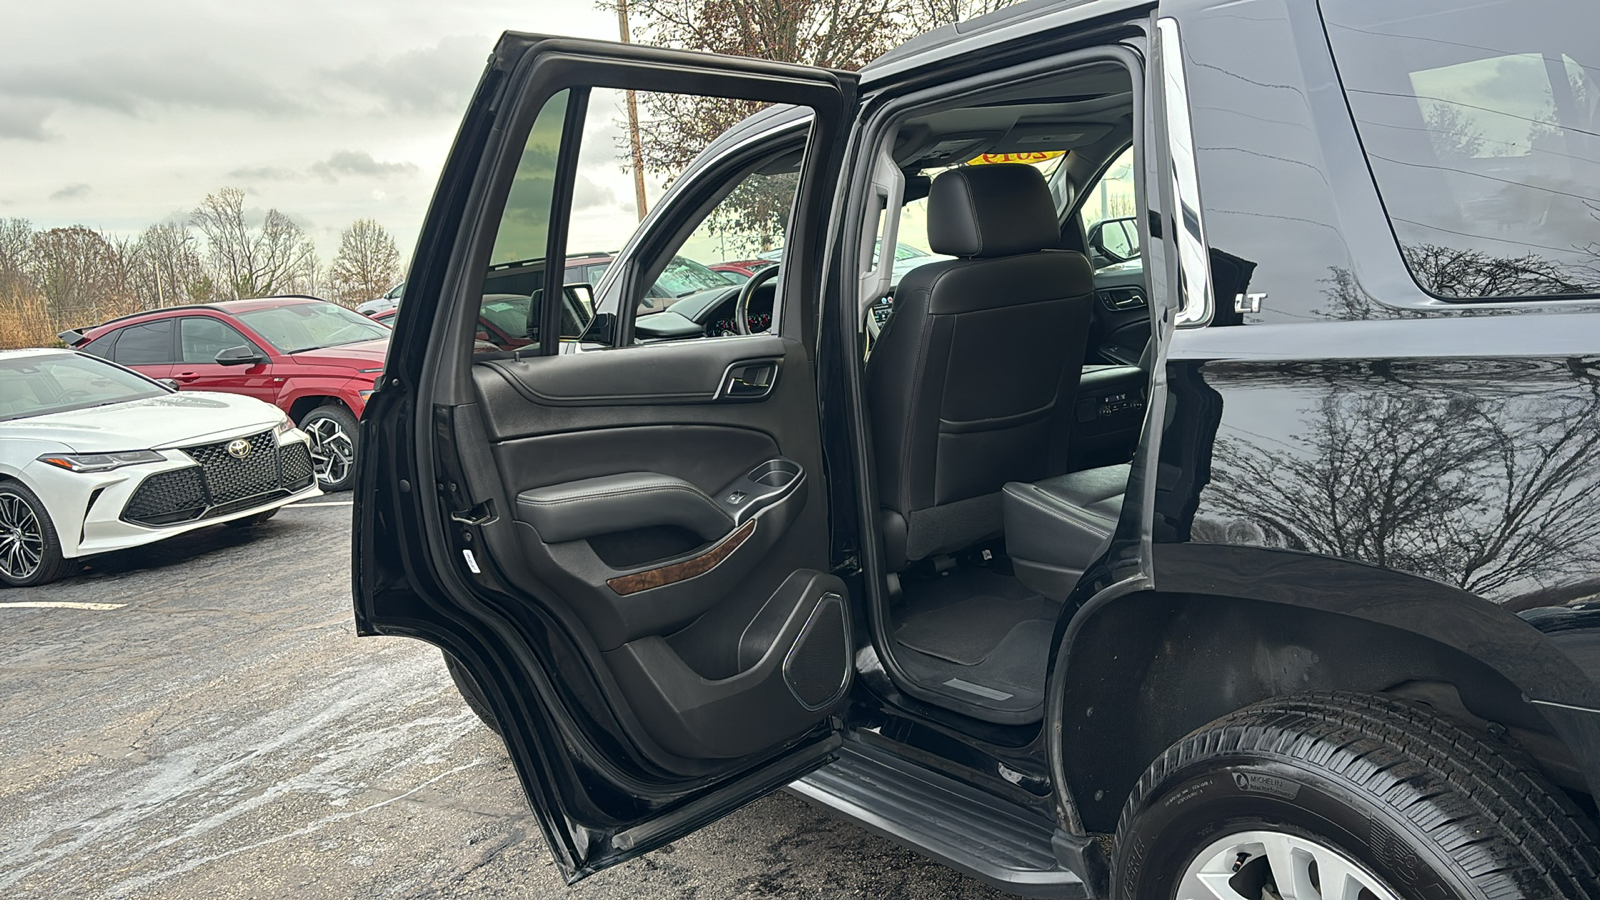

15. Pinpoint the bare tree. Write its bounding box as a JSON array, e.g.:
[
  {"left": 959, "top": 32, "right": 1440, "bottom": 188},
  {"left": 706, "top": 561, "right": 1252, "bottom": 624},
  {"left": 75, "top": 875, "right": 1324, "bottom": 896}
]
[
  {"left": 30, "top": 226, "right": 133, "bottom": 328},
  {"left": 0, "top": 218, "right": 33, "bottom": 300},
  {"left": 191, "top": 187, "right": 319, "bottom": 300},
  {"left": 905, "top": 0, "right": 1019, "bottom": 27},
  {"left": 328, "top": 219, "right": 402, "bottom": 307},
  {"left": 127, "top": 221, "right": 210, "bottom": 310},
  {"left": 0, "top": 219, "right": 55, "bottom": 350}
]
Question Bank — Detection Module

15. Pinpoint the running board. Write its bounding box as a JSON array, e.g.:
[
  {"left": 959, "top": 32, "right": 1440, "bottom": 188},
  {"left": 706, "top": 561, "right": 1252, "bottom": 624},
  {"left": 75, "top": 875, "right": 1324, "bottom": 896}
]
[{"left": 788, "top": 740, "right": 1089, "bottom": 898}]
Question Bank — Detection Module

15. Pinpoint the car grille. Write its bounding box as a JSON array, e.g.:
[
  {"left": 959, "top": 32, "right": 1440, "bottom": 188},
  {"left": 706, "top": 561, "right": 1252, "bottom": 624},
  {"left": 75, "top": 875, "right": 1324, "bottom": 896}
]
[
  {"left": 185, "top": 429, "right": 280, "bottom": 503},
  {"left": 280, "top": 442, "right": 315, "bottom": 490},
  {"left": 122, "top": 468, "right": 208, "bottom": 526},
  {"left": 122, "top": 431, "right": 310, "bottom": 527}
]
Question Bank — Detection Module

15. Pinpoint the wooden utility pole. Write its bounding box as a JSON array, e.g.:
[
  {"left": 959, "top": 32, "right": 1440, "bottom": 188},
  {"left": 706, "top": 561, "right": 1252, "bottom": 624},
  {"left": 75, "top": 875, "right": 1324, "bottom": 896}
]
[{"left": 616, "top": 1, "right": 650, "bottom": 221}]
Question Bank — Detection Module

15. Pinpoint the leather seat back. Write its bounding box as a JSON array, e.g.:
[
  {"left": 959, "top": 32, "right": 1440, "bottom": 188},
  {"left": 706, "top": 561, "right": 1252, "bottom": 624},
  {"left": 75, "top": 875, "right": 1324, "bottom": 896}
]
[{"left": 867, "top": 164, "right": 1095, "bottom": 569}]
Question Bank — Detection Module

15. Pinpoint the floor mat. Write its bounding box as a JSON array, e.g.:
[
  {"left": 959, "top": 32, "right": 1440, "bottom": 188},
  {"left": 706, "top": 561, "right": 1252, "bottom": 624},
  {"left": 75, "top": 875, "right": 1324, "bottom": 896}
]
[{"left": 895, "top": 593, "right": 1051, "bottom": 666}]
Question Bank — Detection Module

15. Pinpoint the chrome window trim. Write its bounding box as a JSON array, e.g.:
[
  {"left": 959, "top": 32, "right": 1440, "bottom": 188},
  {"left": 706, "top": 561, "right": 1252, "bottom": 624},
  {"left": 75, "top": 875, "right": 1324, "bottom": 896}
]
[{"left": 1157, "top": 17, "right": 1215, "bottom": 328}]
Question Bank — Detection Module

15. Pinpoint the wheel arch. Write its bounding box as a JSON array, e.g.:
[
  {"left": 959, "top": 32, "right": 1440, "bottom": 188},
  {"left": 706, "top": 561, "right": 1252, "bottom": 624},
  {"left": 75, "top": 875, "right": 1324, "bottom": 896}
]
[
  {"left": 288, "top": 394, "right": 345, "bottom": 423},
  {"left": 1052, "top": 544, "right": 1600, "bottom": 835}
]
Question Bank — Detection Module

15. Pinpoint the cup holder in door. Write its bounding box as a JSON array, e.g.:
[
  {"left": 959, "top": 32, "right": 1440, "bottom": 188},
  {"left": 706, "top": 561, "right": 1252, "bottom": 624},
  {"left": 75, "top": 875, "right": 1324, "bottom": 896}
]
[
  {"left": 718, "top": 457, "right": 805, "bottom": 526},
  {"left": 748, "top": 458, "right": 801, "bottom": 487}
]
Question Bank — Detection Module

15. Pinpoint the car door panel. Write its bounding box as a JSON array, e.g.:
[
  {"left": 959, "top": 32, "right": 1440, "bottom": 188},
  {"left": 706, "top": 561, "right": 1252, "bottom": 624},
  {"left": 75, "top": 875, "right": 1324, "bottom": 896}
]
[
  {"left": 464, "top": 335, "right": 836, "bottom": 679},
  {"left": 354, "top": 31, "right": 857, "bottom": 879},
  {"left": 1088, "top": 265, "right": 1150, "bottom": 365},
  {"left": 474, "top": 332, "right": 790, "bottom": 410}
]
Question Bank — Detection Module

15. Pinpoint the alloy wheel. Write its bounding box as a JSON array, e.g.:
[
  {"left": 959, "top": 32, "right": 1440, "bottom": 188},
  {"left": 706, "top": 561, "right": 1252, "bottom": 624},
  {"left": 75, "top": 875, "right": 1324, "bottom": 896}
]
[
  {"left": 1177, "top": 830, "right": 1401, "bottom": 900},
  {"left": 0, "top": 491, "right": 45, "bottom": 581},
  {"left": 306, "top": 417, "right": 354, "bottom": 487}
]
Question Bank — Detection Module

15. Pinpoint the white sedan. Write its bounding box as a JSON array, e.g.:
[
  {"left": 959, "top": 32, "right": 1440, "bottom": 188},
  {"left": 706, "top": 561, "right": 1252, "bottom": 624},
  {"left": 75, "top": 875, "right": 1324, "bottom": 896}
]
[{"left": 0, "top": 348, "right": 321, "bottom": 586}]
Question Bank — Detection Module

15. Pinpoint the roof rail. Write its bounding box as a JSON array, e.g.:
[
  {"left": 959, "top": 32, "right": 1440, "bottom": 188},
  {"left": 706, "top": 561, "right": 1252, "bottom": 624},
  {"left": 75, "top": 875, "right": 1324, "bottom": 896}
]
[{"left": 77, "top": 303, "right": 225, "bottom": 334}]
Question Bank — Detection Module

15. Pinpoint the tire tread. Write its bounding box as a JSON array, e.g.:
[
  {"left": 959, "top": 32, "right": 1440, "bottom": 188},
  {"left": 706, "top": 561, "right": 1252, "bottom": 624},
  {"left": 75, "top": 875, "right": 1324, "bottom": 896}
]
[{"left": 1115, "top": 691, "right": 1600, "bottom": 899}]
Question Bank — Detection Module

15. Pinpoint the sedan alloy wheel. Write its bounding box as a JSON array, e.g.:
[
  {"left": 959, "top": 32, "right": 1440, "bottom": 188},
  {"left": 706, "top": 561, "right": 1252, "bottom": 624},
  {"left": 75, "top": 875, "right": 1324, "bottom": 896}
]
[{"left": 0, "top": 490, "right": 44, "bottom": 581}]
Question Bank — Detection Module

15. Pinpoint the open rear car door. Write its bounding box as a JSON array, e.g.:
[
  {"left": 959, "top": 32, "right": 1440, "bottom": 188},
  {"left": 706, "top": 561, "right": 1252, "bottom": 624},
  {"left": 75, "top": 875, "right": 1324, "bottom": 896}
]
[{"left": 352, "top": 35, "right": 859, "bottom": 881}]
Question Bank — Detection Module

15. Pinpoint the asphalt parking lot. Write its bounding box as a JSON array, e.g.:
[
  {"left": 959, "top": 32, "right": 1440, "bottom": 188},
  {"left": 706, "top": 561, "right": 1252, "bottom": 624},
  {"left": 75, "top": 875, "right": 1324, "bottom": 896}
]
[{"left": 0, "top": 500, "right": 1011, "bottom": 899}]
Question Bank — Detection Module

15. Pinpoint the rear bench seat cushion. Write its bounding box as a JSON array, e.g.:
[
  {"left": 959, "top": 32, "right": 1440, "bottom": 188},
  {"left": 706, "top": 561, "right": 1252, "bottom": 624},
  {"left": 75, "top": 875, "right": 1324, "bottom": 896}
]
[{"left": 1002, "top": 464, "right": 1129, "bottom": 600}]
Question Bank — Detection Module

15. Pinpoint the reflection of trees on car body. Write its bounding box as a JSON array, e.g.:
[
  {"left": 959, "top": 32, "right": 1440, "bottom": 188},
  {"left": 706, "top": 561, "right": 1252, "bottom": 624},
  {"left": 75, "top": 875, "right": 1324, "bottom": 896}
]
[{"left": 1195, "top": 357, "right": 1600, "bottom": 608}]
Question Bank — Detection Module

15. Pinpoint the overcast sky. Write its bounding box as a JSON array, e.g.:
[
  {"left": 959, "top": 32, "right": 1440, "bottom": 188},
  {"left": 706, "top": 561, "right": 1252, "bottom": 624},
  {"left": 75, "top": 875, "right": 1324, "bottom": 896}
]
[{"left": 0, "top": 0, "right": 642, "bottom": 267}]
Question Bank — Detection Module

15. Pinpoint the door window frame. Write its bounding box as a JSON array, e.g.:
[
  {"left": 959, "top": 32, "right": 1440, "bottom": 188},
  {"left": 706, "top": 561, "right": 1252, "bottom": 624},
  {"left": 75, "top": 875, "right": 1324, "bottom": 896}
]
[
  {"left": 447, "top": 48, "right": 852, "bottom": 370},
  {"left": 177, "top": 315, "right": 261, "bottom": 365},
  {"left": 109, "top": 317, "right": 180, "bottom": 366}
]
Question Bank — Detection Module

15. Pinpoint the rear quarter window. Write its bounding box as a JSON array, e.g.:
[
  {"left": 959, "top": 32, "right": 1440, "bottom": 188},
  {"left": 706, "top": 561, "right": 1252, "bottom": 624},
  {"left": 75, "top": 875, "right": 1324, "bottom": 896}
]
[{"left": 1322, "top": 0, "right": 1600, "bottom": 300}]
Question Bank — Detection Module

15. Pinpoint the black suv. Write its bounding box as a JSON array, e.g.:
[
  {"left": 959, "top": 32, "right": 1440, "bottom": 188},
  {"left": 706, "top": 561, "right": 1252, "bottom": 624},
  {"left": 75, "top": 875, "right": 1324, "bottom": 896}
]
[{"left": 353, "top": 0, "right": 1600, "bottom": 896}]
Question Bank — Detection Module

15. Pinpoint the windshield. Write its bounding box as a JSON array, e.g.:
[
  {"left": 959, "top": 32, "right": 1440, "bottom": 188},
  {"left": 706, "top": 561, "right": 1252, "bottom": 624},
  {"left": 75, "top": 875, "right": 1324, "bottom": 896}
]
[
  {"left": 478, "top": 295, "right": 531, "bottom": 340},
  {"left": 236, "top": 302, "right": 390, "bottom": 353},
  {"left": 655, "top": 257, "right": 740, "bottom": 298},
  {"left": 0, "top": 353, "right": 166, "bottom": 421}
]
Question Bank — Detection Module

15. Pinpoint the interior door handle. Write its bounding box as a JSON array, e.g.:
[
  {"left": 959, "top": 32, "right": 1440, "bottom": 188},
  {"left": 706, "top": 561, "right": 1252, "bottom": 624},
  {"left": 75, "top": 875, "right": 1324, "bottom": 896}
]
[{"left": 719, "top": 360, "right": 779, "bottom": 400}]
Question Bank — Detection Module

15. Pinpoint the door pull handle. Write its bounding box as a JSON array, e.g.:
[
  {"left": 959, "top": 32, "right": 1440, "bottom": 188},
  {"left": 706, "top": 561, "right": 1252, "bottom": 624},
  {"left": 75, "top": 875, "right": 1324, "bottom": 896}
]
[{"left": 720, "top": 360, "right": 779, "bottom": 400}]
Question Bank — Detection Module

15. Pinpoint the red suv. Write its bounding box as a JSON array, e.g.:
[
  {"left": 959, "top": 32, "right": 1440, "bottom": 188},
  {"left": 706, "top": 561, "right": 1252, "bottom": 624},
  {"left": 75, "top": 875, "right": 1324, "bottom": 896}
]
[{"left": 61, "top": 296, "right": 389, "bottom": 491}]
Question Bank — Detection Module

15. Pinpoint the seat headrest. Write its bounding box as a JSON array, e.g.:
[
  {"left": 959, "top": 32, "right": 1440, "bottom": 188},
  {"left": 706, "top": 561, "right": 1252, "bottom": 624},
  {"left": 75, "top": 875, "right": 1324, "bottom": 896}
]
[{"left": 926, "top": 164, "right": 1061, "bottom": 258}]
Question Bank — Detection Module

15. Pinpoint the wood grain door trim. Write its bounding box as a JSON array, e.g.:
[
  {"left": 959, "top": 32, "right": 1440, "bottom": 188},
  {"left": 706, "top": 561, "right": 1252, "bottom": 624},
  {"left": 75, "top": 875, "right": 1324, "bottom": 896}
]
[{"left": 606, "top": 519, "right": 758, "bottom": 596}]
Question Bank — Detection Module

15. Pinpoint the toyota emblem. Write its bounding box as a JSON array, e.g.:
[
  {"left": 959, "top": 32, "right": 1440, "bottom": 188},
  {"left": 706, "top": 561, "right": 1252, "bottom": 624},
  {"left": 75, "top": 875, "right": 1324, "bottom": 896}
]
[{"left": 227, "top": 439, "right": 252, "bottom": 459}]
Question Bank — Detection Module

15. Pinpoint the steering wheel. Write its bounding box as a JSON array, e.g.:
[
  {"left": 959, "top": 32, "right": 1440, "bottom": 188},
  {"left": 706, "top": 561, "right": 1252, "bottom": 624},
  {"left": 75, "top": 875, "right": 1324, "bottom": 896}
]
[{"left": 735, "top": 265, "right": 780, "bottom": 335}]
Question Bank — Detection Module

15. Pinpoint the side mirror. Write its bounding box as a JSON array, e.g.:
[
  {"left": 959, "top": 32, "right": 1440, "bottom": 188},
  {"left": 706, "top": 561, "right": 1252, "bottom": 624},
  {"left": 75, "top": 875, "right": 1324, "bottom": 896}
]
[
  {"left": 564, "top": 283, "right": 596, "bottom": 318},
  {"left": 1087, "top": 216, "right": 1139, "bottom": 264},
  {"left": 215, "top": 344, "right": 267, "bottom": 367},
  {"left": 157, "top": 378, "right": 181, "bottom": 390}
]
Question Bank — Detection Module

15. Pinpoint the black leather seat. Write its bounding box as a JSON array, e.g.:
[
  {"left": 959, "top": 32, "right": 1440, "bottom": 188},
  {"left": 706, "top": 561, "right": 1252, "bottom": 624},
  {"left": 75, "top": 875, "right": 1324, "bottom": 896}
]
[
  {"left": 1002, "top": 464, "right": 1129, "bottom": 600},
  {"left": 867, "top": 164, "right": 1096, "bottom": 571}
]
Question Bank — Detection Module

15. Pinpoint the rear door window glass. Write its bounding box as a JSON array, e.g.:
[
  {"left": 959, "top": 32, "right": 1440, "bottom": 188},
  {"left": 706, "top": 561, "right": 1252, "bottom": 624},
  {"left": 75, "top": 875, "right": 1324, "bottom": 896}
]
[
  {"left": 1322, "top": 0, "right": 1600, "bottom": 299},
  {"left": 111, "top": 320, "right": 176, "bottom": 365}
]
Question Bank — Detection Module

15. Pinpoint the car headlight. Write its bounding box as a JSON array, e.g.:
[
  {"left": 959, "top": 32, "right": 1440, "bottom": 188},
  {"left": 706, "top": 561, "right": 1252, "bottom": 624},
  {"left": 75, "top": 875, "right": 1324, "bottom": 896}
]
[
  {"left": 38, "top": 450, "right": 166, "bottom": 473},
  {"left": 274, "top": 414, "right": 295, "bottom": 436}
]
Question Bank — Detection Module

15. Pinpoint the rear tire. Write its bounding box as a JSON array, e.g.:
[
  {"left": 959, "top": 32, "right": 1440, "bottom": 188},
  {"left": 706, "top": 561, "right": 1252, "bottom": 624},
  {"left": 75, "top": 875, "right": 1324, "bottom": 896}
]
[
  {"left": 0, "top": 481, "right": 73, "bottom": 587},
  {"left": 299, "top": 404, "right": 358, "bottom": 492},
  {"left": 1112, "top": 691, "right": 1600, "bottom": 899},
  {"left": 442, "top": 650, "right": 501, "bottom": 736},
  {"left": 224, "top": 507, "right": 280, "bottom": 528}
]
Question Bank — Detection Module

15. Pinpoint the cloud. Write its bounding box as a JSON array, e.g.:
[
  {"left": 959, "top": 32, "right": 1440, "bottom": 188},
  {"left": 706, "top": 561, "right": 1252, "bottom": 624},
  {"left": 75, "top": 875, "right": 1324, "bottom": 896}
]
[
  {"left": 0, "top": 101, "right": 51, "bottom": 141},
  {"left": 572, "top": 173, "right": 617, "bottom": 211},
  {"left": 0, "top": 52, "right": 302, "bottom": 117},
  {"left": 327, "top": 35, "right": 488, "bottom": 116},
  {"left": 228, "top": 165, "right": 299, "bottom": 181},
  {"left": 309, "top": 150, "right": 419, "bottom": 182},
  {"left": 49, "top": 182, "right": 90, "bottom": 201}
]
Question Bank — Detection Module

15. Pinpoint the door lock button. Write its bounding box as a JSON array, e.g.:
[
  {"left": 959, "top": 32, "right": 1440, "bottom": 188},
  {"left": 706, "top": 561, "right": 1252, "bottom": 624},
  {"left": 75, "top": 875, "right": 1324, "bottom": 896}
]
[{"left": 727, "top": 491, "right": 748, "bottom": 505}]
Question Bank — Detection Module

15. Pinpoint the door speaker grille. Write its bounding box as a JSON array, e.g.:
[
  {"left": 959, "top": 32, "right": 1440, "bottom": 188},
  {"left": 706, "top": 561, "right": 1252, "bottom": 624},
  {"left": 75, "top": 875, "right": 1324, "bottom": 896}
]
[{"left": 783, "top": 595, "right": 849, "bottom": 710}]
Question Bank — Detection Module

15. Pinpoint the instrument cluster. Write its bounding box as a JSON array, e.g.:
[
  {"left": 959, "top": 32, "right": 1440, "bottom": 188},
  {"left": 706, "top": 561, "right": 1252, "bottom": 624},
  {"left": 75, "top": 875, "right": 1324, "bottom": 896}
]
[{"left": 707, "top": 304, "right": 773, "bottom": 336}]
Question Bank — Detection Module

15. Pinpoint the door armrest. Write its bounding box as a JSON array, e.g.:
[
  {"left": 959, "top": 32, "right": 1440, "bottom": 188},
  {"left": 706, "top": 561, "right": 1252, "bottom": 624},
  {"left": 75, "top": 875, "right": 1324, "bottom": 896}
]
[{"left": 517, "top": 472, "right": 733, "bottom": 543}]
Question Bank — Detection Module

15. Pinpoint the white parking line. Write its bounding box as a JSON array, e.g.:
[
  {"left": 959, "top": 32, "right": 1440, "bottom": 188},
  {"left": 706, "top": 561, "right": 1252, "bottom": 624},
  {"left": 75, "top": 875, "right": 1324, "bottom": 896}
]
[
  {"left": 0, "top": 601, "right": 126, "bottom": 610},
  {"left": 285, "top": 500, "right": 354, "bottom": 508}
]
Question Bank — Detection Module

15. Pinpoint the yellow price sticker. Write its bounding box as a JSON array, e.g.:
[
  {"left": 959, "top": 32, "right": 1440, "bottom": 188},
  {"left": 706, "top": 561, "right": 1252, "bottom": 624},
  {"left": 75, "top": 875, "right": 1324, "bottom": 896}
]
[{"left": 966, "top": 151, "right": 1066, "bottom": 166}]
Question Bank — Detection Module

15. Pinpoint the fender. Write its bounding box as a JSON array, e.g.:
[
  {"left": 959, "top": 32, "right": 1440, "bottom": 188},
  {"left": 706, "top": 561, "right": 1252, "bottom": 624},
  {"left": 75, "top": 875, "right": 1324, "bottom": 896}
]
[{"left": 1049, "top": 542, "right": 1600, "bottom": 836}]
